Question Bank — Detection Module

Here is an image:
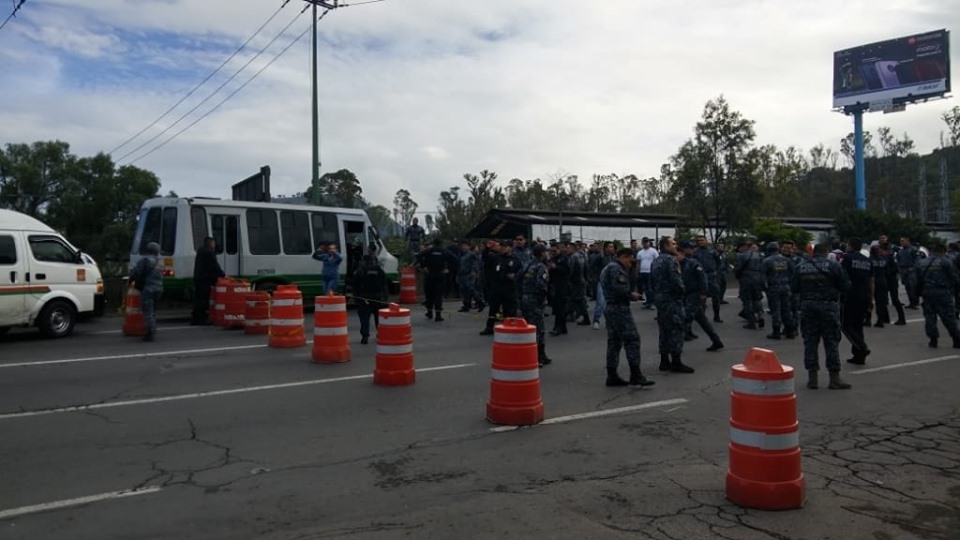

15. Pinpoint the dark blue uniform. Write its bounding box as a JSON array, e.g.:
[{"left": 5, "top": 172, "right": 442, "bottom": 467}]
[
  {"left": 681, "top": 256, "right": 722, "bottom": 348},
  {"left": 917, "top": 253, "right": 960, "bottom": 347},
  {"left": 841, "top": 251, "right": 873, "bottom": 363},
  {"left": 792, "top": 255, "right": 851, "bottom": 374},
  {"left": 763, "top": 252, "right": 795, "bottom": 337}
]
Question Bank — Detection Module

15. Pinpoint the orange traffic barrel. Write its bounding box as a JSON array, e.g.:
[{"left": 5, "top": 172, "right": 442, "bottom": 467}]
[
  {"left": 312, "top": 292, "right": 351, "bottom": 363},
  {"left": 122, "top": 286, "right": 146, "bottom": 337},
  {"left": 726, "top": 347, "right": 804, "bottom": 510},
  {"left": 398, "top": 267, "right": 417, "bottom": 304},
  {"left": 222, "top": 279, "right": 250, "bottom": 330},
  {"left": 244, "top": 292, "right": 271, "bottom": 335},
  {"left": 212, "top": 278, "right": 230, "bottom": 327},
  {"left": 268, "top": 285, "right": 306, "bottom": 348},
  {"left": 486, "top": 318, "right": 544, "bottom": 425},
  {"left": 374, "top": 304, "right": 415, "bottom": 385}
]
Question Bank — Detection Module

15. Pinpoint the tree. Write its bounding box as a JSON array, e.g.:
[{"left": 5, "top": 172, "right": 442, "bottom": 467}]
[
  {"left": 834, "top": 209, "right": 930, "bottom": 245},
  {"left": 424, "top": 214, "right": 434, "bottom": 234},
  {"left": 666, "top": 96, "right": 762, "bottom": 241},
  {"left": 751, "top": 218, "right": 812, "bottom": 246},
  {"left": 365, "top": 204, "right": 394, "bottom": 236},
  {"left": 0, "top": 141, "right": 72, "bottom": 216},
  {"left": 314, "top": 168, "right": 362, "bottom": 207},
  {"left": 393, "top": 189, "right": 418, "bottom": 226},
  {"left": 840, "top": 131, "right": 876, "bottom": 166}
]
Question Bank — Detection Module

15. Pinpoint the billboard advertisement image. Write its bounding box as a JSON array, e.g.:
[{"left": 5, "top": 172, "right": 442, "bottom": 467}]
[{"left": 833, "top": 29, "right": 950, "bottom": 109}]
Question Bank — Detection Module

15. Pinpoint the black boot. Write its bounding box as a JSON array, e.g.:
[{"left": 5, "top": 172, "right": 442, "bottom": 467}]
[
  {"left": 538, "top": 343, "right": 552, "bottom": 367},
  {"left": 425, "top": 310, "right": 433, "bottom": 319},
  {"left": 929, "top": 338, "right": 938, "bottom": 348},
  {"left": 669, "top": 354, "right": 695, "bottom": 374},
  {"left": 806, "top": 370, "right": 818, "bottom": 389},
  {"left": 828, "top": 371, "right": 852, "bottom": 390},
  {"left": 785, "top": 327, "right": 798, "bottom": 339},
  {"left": 434, "top": 312, "right": 444, "bottom": 322},
  {"left": 606, "top": 368, "right": 628, "bottom": 387},
  {"left": 706, "top": 341, "right": 724, "bottom": 352},
  {"left": 766, "top": 326, "right": 781, "bottom": 340},
  {"left": 684, "top": 331, "right": 698, "bottom": 341},
  {"left": 757, "top": 316, "right": 765, "bottom": 329},
  {"left": 659, "top": 353, "right": 671, "bottom": 371},
  {"left": 629, "top": 366, "right": 655, "bottom": 387}
]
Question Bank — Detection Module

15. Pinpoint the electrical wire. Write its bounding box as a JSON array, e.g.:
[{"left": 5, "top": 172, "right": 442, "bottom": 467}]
[
  {"left": 125, "top": 10, "right": 331, "bottom": 166},
  {"left": 108, "top": 1, "right": 292, "bottom": 155},
  {"left": 114, "top": 8, "right": 308, "bottom": 164},
  {"left": 0, "top": 0, "right": 27, "bottom": 33}
]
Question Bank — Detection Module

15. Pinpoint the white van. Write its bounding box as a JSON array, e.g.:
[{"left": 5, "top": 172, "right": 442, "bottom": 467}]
[
  {"left": 128, "top": 198, "right": 399, "bottom": 300},
  {"left": 0, "top": 209, "right": 105, "bottom": 338}
]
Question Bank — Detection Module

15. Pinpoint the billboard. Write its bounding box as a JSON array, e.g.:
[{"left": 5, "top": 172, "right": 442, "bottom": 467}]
[{"left": 833, "top": 29, "right": 950, "bottom": 109}]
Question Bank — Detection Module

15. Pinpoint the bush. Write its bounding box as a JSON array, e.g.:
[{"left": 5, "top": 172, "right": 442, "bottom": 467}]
[
  {"left": 751, "top": 219, "right": 813, "bottom": 247},
  {"left": 834, "top": 209, "right": 930, "bottom": 245}
]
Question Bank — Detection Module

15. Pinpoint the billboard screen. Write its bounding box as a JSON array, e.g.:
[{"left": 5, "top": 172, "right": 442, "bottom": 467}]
[{"left": 833, "top": 29, "right": 950, "bottom": 109}]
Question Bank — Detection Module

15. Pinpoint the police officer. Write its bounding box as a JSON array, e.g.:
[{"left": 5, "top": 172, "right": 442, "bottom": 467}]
[
  {"left": 694, "top": 235, "right": 723, "bottom": 323},
  {"left": 513, "top": 235, "right": 533, "bottom": 266},
  {"left": 898, "top": 236, "right": 921, "bottom": 308},
  {"left": 600, "top": 248, "right": 655, "bottom": 387},
  {"left": 590, "top": 242, "right": 616, "bottom": 329},
  {"left": 519, "top": 244, "right": 553, "bottom": 366},
  {"left": 869, "top": 245, "right": 890, "bottom": 327},
  {"left": 916, "top": 243, "right": 960, "bottom": 348},
  {"left": 841, "top": 238, "right": 873, "bottom": 365},
  {"left": 404, "top": 218, "right": 425, "bottom": 263},
  {"left": 735, "top": 240, "right": 765, "bottom": 329},
  {"left": 549, "top": 241, "right": 572, "bottom": 336},
  {"left": 415, "top": 239, "right": 453, "bottom": 322},
  {"left": 569, "top": 241, "right": 591, "bottom": 325},
  {"left": 651, "top": 236, "right": 695, "bottom": 373},
  {"left": 190, "top": 236, "right": 225, "bottom": 325},
  {"left": 792, "top": 243, "right": 852, "bottom": 390},
  {"left": 457, "top": 241, "right": 480, "bottom": 312},
  {"left": 679, "top": 241, "right": 724, "bottom": 352},
  {"left": 351, "top": 254, "right": 388, "bottom": 344},
  {"left": 130, "top": 242, "right": 164, "bottom": 342},
  {"left": 762, "top": 242, "right": 796, "bottom": 340},
  {"left": 880, "top": 242, "right": 907, "bottom": 325},
  {"left": 479, "top": 241, "right": 520, "bottom": 335}
]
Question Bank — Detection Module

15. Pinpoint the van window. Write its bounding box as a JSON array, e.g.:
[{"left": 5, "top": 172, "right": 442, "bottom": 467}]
[
  {"left": 311, "top": 213, "right": 339, "bottom": 246},
  {"left": 0, "top": 235, "right": 16, "bottom": 265},
  {"left": 281, "top": 210, "right": 312, "bottom": 255},
  {"left": 191, "top": 206, "right": 208, "bottom": 251},
  {"left": 247, "top": 209, "right": 280, "bottom": 255},
  {"left": 29, "top": 236, "right": 77, "bottom": 264}
]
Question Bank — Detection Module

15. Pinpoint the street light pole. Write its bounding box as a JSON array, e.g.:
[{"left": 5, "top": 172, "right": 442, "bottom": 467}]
[{"left": 302, "top": 1, "right": 340, "bottom": 205}]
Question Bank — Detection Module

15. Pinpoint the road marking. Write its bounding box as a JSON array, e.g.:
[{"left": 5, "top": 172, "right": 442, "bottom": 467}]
[
  {"left": 0, "top": 486, "right": 163, "bottom": 520},
  {"left": 489, "top": 398, "right": 689, "bottom": 433},
  {"left": 0, "top": 363, "right": 476, "bottom": 420},
  {"left": 849, "top": 355, "right": 959, "bottom": 375},
  {"left": 87, "top": 325, "right": 197, "bottom": 335},
  {"left": 0, "top": 344, "right": 270, "bottom": 369}
]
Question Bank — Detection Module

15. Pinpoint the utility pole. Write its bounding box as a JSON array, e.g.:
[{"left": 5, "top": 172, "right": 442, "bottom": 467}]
[{"left": 302, "top": 1, "right": 340, "bottom": 205}]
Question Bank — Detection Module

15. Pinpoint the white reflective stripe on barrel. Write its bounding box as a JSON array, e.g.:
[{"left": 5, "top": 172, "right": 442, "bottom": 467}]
[
  {"left": 271, "top": 299, "right": 303, "bottom": 307},
  {"left": 315, "top": 303, "right": 346, "bottom": 312},
  {"left": 246, "top": 301, "right": 268, "bottom": 307},
  {"left": 245, "top": 319, "right": 270, "bottom": 326},
  {"left": 313, "top": 326, "right": 348, "bottom": 336},
  {"left": 215, "top": 304, "right": 225, "bottom": 310},
  {"left": 379, "top": 316, "right": 411, "bottom": 326},
  {"left": 731, "top": 377, "right": 795, "bottom": 396},
  {"left": 377, "top": 343, "right": 413, "bottom": 355},
  {"left": 215, "top": 287, "right": 227, "bottom": 292},
  {"left": 729, "top": 427, "right": 799, "bottom": 451},
  {"left": 125, "top": 308, "right": 142, "bottom": 315},
  {"left": 400, "top": 286, "right": 416, "bottom": 289},
  {"left": 494, "top": 332, "right": 537, "bottom": 345},
  {"left": 270, "top": 318, "right": 304, "bottom": 327},
  {"left": 491, "top": 368, "right": 539, "bottom": 382}
]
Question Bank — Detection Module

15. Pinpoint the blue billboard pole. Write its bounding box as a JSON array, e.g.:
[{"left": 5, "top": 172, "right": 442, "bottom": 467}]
[{"left": 854, "top": 109, "right": 865, "bottom": 210}]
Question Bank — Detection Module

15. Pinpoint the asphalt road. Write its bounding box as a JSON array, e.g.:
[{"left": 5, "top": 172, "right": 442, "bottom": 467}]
[{"left": 1, "top": 295, "right": 958, "bottom": 540}]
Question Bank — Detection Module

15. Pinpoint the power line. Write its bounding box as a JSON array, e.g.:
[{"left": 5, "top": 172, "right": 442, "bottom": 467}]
[
  {"left": 0, "top": 0, "right": 27, "bottom": 33},
  {"left": 114, "top": 8, "right": 307, "bottom": 164},
  {"left": 109, "top": 1, "right": 292, "bottom": 156},
  {"left": 125, "top": 10, "right": 332, "bottom": 166}
]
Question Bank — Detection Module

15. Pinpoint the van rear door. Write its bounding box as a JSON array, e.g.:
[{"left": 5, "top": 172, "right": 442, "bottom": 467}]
[{"left": 0, "top": 232, "right": 27, "bottom": 326}]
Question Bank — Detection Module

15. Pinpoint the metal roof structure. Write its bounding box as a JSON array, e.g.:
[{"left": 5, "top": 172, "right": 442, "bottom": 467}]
[{"left": 464, "top": 208, "right": 680, "bottom": 239}]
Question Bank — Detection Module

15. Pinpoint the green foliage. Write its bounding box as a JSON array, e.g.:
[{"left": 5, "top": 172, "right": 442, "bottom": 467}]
[
  {"left": 392, "top": 189, "right": 418, "bottom": 226},
  {"left": 434, "top": 170, "right": 506, "bottom": 240},
  {"left": 834, "top": 209, "right": 930, "bottom": 245},
  {"left": 751, "top": 219, "right": 812, "bottom": 246}
]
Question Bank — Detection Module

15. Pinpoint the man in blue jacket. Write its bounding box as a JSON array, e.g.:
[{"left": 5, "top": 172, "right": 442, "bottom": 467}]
[{"left": 313, "top": 243, "right": 343, "bottom": 295}]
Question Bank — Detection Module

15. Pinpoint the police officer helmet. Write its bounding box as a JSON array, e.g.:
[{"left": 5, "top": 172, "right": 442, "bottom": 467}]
[
  {"left": 146, "top": 242, "right": 161, "bottom": 256},
  {"left": 765, "top": 241, "right": 780, "bottom": 253}
]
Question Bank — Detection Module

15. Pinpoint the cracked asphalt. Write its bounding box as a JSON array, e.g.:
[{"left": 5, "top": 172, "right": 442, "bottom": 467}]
[{"left": 0, "top": 299, "right": 958, "bottom": 540}]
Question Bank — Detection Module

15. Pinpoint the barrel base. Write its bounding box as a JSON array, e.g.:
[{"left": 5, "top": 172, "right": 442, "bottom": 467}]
[
  {"left": 269, "top": 337, "right": 307, "bottom": 348},
  {"left": 374, "top": 370, "right": 416, "bottom": 386},
  {"left": 312, "top": 347, "right": 352, "bottom": 363},
  {"left": 486, "top": 402, "right": 545, "bottom": 426},
  {"left": 725, "top": 472, "right": 805, "bottom": 510}
]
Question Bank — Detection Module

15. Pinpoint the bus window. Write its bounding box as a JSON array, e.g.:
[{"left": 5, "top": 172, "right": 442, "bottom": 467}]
[
  {"left": 247, "top": 209, "right": 280, "bottom": 255},
  {"left": 160, "top": 207, "right": 177, "bottom": 256},
  {"left": 226, "top": 216, "right": 238, "bottom": 255},
  {"left": 191, "top": 206, "right": 208, "bottom": 251},
  {"left": 311, "top": 213, "right": 338, "bottom": 246},
  {"left": 212, "top": 215, "right": 224, "bottom": 254},
  {"left": 138, "top": 207, "right": 161, "bottom": 255},
  {"left": 280, "top": 210, "right": 312, "bottom": 255}
]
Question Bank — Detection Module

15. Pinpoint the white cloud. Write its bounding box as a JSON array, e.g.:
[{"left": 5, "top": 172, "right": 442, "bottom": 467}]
[{"left": 0, "top": 0, "right": 956, "bottom": 213}]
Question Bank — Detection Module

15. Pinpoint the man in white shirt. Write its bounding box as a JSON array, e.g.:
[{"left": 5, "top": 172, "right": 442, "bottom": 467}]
[{"left": 637, "top": 237, "right": 659, "bottom": 309}]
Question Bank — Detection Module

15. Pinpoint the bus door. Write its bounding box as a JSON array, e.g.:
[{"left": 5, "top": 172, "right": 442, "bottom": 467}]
[
  {"left": 210, "top": 213, "right": 241, "bottom": 276},
  {"left": 340, "top": 217, "right": 367, "bottom": 278}
]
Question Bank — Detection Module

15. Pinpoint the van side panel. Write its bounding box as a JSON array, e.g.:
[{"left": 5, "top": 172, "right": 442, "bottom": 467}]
[{"left": 0, "top": 231, "right": 28, "bottom": 326}]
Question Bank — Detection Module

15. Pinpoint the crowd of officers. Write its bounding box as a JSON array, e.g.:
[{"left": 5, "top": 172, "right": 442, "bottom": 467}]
[{"left": 404, "top": 229, "right": 960, "bottom": 392}]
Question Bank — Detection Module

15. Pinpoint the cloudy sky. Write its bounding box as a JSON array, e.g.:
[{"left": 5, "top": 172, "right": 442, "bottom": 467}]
[{"left": 0, "top": 0, "right": 955, "bottom": 215}]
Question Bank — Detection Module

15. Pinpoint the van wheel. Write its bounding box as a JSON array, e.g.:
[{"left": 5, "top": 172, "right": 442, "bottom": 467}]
[{"left": 39, "top": 300, "right": 77, "bottom": 339}]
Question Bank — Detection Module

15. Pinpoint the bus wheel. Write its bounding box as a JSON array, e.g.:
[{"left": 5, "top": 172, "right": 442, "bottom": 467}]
[
  {"left": 255, "top": 281, "right": 279, "bottom": 295},
  {"left": 38, "top": 300, "right": 77, "bottom": 339}
]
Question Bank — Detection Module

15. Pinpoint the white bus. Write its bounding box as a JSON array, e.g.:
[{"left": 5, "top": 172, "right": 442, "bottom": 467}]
[{"left": 129, "top": 198, "right": 399, "bottom": 300}]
